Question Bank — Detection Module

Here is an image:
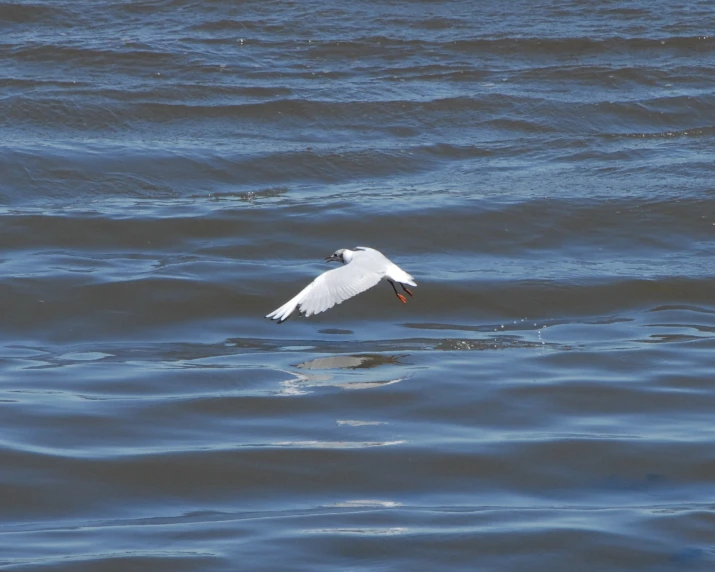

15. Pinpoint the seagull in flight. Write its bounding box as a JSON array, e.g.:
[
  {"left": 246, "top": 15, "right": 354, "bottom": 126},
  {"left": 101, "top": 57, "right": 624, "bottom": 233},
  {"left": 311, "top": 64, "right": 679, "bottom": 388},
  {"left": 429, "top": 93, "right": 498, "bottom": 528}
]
[{"left": 266, "top": 247, "right": 416, "bottom": 323}]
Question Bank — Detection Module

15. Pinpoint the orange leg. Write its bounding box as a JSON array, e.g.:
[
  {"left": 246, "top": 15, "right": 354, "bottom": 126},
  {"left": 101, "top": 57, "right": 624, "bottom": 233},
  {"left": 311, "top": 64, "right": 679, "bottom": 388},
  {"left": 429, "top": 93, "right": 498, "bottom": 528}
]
[{"left": 389, "top": 280, "right": 408, "bottom": 304}]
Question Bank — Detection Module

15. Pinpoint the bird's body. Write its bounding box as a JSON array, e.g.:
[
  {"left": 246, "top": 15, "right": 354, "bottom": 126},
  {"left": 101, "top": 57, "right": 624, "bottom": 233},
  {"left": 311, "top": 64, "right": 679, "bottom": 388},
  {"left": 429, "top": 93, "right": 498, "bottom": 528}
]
[{"left": 266, "top": 247, "right": 416, "bottom": 323}]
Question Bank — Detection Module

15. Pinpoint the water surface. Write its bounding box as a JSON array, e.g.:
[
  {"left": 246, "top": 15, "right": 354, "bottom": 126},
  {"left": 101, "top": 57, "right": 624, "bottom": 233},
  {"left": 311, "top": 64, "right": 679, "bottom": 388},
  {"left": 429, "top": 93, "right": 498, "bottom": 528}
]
[{"left": 1, "top": 0, "right": 714, "bottom": 570}]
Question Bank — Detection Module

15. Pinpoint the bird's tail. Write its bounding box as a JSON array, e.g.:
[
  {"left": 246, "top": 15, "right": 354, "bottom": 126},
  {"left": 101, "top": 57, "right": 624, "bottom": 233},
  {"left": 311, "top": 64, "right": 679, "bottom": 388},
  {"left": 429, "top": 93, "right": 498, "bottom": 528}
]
[{"left": 391, "top": 266, "right": 416, "bottom": 287}]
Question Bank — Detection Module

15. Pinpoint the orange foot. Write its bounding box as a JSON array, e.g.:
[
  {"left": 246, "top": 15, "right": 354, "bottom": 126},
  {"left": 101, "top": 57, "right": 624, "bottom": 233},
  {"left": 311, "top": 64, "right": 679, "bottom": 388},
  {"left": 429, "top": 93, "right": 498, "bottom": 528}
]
[{"left": 397, "top": 293, "right": 407, "bottom": 304}]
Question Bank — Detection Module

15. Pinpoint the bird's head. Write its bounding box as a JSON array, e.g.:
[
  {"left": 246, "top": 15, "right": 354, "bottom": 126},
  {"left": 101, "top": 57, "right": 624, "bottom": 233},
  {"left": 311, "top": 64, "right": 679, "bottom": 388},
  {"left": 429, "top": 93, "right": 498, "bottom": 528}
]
[{"left": 325, "top": 248, "right": 348, "bottom": 263}]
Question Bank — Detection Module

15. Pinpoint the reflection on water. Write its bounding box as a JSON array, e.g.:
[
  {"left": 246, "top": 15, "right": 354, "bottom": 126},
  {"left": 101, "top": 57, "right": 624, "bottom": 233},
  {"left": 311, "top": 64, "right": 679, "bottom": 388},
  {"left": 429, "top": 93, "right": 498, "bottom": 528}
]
[
  {"left": 278, "top": 353, "right": 410, "bottom": 395},
  {"left": 297, "top": 354, "right": 405, "bottom": 370}
]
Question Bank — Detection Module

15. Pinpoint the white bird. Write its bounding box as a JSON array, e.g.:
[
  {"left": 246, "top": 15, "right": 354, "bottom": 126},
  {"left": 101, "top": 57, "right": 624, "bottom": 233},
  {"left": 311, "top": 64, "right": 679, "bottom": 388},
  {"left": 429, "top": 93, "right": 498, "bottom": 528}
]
[{"left": 266, "top": 246, "right": 416, "bottom": 323}]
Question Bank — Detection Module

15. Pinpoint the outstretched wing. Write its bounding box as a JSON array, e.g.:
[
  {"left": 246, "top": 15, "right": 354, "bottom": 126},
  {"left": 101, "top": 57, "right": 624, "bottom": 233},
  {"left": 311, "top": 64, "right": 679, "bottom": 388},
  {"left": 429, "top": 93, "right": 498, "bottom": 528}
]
[{"left": 266, "top": 261, "right": 384, "bottom": 323}]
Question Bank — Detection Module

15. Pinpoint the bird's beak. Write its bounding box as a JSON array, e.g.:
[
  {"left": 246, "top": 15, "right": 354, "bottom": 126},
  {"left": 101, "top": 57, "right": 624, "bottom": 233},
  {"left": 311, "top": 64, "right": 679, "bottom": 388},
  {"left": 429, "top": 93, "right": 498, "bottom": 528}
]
[{"left": 325, "top": 254, "right": 340, "bottom": 263}]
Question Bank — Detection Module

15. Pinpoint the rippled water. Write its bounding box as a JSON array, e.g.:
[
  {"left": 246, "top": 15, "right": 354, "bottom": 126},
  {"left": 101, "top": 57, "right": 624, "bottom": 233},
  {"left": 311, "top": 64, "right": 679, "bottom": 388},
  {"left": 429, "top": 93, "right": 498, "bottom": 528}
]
[{"left": 1, "top": 0, "right": 714, "bottom": 570}]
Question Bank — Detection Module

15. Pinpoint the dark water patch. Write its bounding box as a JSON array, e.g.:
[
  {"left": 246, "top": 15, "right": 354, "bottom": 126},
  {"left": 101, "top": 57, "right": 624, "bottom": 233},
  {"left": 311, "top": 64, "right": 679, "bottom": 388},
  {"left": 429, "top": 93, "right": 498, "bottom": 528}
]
[
  {"left": 450, "top": 35, "right": 714, "bottom": 57},
  {"left": 8, "top": 42, "right": 186, "bottom": 70},
  {"left": 0, "top": 2, "right": 65, "bottom": 25}
]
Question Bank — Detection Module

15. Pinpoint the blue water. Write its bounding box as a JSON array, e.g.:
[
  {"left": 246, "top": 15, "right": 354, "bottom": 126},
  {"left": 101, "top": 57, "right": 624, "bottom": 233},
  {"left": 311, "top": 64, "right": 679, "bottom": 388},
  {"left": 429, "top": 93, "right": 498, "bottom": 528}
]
[{"left": 0, "top": 0, "right": 714, "bottom": 570}]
